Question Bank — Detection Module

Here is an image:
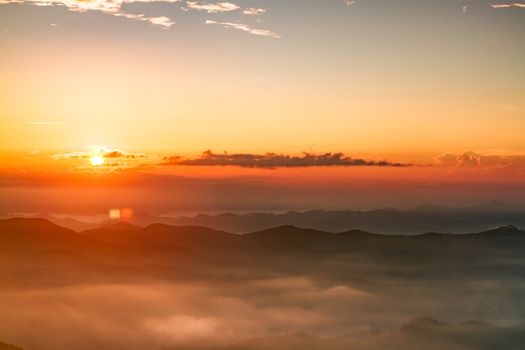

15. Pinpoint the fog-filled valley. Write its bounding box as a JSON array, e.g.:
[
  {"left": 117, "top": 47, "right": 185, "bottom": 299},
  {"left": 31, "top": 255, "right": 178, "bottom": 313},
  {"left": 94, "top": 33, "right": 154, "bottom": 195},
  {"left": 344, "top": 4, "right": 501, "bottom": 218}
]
[{"left": 1, "top": 218, "right": 524, "bottom": 350}]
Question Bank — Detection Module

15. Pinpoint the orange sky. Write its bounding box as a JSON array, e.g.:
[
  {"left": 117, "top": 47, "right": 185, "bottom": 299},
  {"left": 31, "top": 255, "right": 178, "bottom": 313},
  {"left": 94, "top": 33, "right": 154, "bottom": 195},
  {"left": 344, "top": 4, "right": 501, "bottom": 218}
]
[
  {"left": 1, "top": 147, "right": 525, "bottom": 214},
  {"left": 1, "top": 0, "right": 524, "bottom": 213},
  {"left": 1, "top": 1, "right": 525, "bottom": 156}
]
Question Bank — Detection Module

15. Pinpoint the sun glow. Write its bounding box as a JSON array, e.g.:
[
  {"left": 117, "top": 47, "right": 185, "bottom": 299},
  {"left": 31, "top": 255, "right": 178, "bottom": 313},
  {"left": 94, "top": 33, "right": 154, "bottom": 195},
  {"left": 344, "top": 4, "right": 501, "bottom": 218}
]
[{"left": 90, "top": 155, "right": 105, "bottom": 166}]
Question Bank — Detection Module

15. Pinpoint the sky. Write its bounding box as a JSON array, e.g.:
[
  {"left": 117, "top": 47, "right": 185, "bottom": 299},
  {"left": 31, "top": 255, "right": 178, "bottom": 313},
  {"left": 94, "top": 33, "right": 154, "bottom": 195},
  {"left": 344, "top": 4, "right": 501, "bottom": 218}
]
[{"left": 1, "top": 0, "right": 524, "bottom": 214}]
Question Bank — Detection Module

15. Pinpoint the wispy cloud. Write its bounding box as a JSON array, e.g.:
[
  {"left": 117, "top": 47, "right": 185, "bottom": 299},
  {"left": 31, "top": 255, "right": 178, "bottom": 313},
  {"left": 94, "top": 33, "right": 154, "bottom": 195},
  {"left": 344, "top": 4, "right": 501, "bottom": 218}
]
[
  {"left": 435, "top": 151, "right": 525, "bottom": 172},
  {"left": 205, "top": 20, "right": 280, "bottom": 38},
  {"left": 186, "top": 1, "right": 239, "bottom": 12},
  {"left": 0, "top": 0, "right": 178, "bottom": 28},
  {"left": 490, "top": 2, "right": 525, "bottom": 8},
  {"left": 112, "top": 12, "right": 174, "bottom": 28},
  {"left": 162, "top": 150, "right": 411, "bottom": 168},
  {"left": 0, "top": 0, "right": 278, "bottom": 33},
  {"left": 243, "top": 7, "right": 265, "bottom": 15}
]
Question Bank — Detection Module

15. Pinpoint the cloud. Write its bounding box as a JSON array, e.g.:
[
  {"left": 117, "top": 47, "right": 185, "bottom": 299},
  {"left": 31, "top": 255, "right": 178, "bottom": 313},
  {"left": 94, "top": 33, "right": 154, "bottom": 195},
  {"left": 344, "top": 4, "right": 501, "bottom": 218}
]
[
  {"left": 205, "top": 20, "right": 280, "bottom": 38},
  {"left": 186, "top": 1, "right": 239, "bottom": 12},
  {"left": 490, "top": 2, "right": 525, "bottom": 8},
  {"left": 0, "top": 0, "right": 279, "bottom": 33},
  {"left": 102, "top": 150, "right": 149, "bottom": 159},
  {"left": 435, "top": 151, "right": 525, "bottom": 171},
  {"left": 243, "top": 7, "right": 265, "bottom": 15},
  {"left": 162, "top": 150, "right": 412, "bottom": 168},
  {"left": 0, "top": 0, "right": 178, "bottom": 28},
  {"left": 113, "top": 12, "right": 174, "bottom": 28},
  {"left": 52, "top": 148, "right": 149, "bottom": 160}
]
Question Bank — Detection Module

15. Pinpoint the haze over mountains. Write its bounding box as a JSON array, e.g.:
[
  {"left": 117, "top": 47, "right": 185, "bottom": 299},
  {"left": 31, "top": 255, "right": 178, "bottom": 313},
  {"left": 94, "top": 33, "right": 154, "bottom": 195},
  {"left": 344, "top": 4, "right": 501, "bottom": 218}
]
[
  {"left": 4, "top": 201, "right": 524, "bottom": 234},
  {"left": 1, "top": 218, "right": 524, "bottom": 350}
]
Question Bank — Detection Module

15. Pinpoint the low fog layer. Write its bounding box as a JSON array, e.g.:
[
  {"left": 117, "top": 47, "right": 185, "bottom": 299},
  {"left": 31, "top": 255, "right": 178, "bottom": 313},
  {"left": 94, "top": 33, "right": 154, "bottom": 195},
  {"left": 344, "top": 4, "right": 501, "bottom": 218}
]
[{"left": 0, "top": 219, "right": 524, "bottom": 349}]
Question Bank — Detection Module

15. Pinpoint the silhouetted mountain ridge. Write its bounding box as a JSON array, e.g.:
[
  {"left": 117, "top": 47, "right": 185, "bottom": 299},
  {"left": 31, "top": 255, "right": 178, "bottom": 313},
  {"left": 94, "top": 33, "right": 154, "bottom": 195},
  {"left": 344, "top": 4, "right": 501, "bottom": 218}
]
[
  {"left": 0, "top": 218, "right": 105, "bottom": 251},
  {"left": 82, "top": 223, "right": 236, "bottom": 248},
  {"left": 6, "top": 201, "right": 525, "bottom": 234},
  {"left": 2, "top": 218, "right": 523, "bottom": 259},
  {"left": 476, "top": 224, "right": 523, "bottom": 236}
]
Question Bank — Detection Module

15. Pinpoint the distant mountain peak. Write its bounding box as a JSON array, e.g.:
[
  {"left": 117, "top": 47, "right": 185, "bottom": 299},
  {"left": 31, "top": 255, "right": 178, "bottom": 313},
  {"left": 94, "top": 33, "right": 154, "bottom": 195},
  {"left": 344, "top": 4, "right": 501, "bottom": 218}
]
[
  {"left": 339, "top": 228, "right": 375, "bottom": 236},
  {"left": 480, "top": 225, "right": 523, "bottom": 236},
  {"left": 102, "top": 221, "right": 140, "bottom": 231}
]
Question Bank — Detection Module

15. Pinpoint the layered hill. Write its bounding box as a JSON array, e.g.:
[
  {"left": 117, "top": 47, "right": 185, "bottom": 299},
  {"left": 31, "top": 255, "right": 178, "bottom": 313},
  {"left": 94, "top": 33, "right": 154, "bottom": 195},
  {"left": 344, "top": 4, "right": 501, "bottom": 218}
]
[{"left": 14, "top": 201, "right": 525, "bottom": 234}]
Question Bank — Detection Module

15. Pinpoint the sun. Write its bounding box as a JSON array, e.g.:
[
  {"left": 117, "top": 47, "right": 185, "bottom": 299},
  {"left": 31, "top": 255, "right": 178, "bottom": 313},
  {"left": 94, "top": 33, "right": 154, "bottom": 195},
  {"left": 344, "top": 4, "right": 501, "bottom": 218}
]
[{"left": 90, "top": 155, "right": 105, "bottom": 166}]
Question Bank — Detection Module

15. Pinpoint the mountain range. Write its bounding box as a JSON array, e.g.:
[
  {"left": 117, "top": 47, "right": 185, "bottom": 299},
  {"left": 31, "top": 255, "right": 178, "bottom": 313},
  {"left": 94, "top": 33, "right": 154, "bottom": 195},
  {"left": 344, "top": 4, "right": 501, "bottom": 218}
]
[
  {"left": 2, "top": 217, "right": 524, "bottom": 252},
  {"left": 3, "top": 201, "right": 525, "bottom": 234}
]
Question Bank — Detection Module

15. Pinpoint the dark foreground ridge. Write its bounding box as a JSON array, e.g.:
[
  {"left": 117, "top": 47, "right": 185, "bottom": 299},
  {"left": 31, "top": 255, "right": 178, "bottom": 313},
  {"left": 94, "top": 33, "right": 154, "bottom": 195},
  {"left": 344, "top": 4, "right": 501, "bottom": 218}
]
[{"left": 0, "top": 342, "right": 23, "bottom": 350}]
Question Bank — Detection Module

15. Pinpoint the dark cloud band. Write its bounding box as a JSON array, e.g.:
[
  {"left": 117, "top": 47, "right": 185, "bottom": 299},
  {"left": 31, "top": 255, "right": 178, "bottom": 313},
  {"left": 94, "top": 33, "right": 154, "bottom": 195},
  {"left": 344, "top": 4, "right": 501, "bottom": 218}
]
[{"left": 163, "top": 150, "right": 412, "bottom": 168}]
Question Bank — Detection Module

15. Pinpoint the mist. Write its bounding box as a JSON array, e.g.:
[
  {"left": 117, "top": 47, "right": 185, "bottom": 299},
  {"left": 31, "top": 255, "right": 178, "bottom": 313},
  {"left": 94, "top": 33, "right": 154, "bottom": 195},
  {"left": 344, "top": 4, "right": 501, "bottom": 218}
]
[{"left": 1, "top": 219, "right": 524, "bottom": 350}]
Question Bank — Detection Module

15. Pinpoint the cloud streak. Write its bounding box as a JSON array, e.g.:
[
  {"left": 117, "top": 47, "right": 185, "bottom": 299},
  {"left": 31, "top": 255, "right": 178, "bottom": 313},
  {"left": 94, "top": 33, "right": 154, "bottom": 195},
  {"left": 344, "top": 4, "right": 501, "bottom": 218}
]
[
  {"left": 243, "top": 7, "right": 265, "bottom": 15},
  {"left": 186, "top": 1, "right": 239, "bottom": 12},
  {"left": 490, "top": 2, "right": 525, "bottom": 8},
  {"left": 162, "top": 150, "right": 411, "bottom": 168},
  {"left": 205, "top": 20, "right": 280, "bottom": 38}
]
